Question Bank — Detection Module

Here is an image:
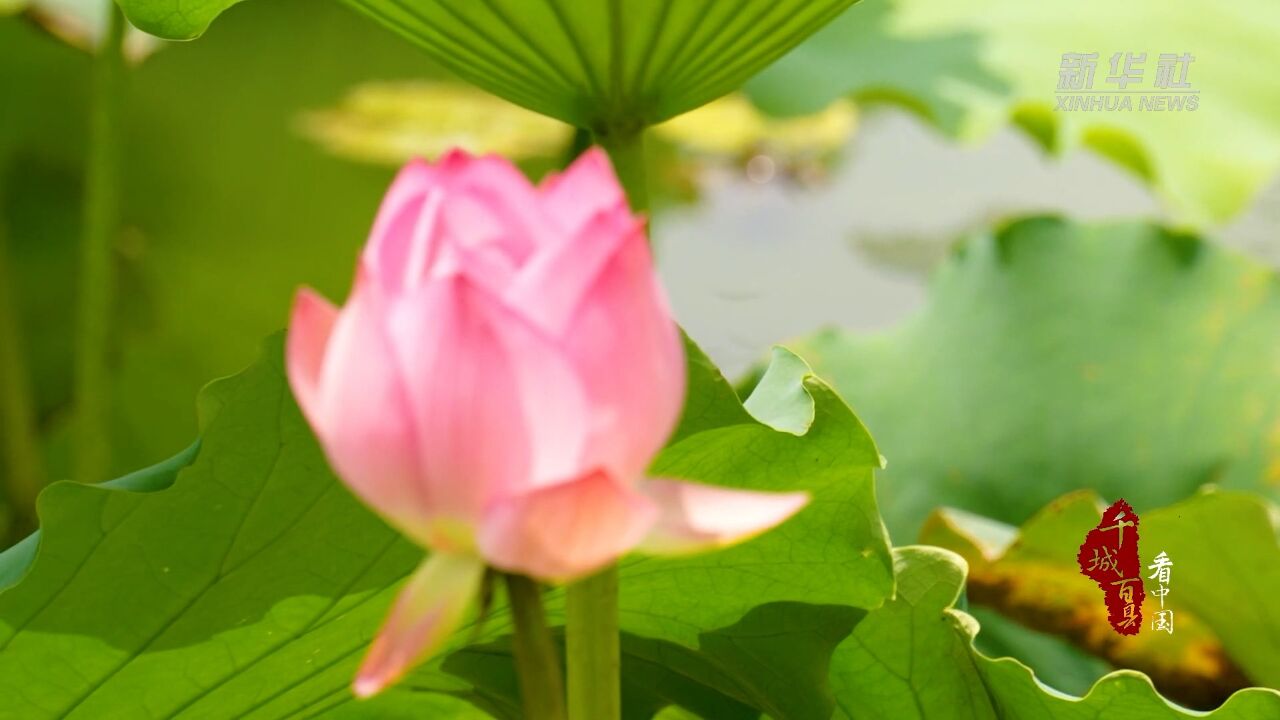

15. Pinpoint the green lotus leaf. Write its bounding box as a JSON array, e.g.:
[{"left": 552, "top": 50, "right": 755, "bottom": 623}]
[
  {"left": 0, "top": 335, "right": 892, "bottom": 718},
  {"left": 793, "top": 217, "right": 1280, "bottom": 539}
]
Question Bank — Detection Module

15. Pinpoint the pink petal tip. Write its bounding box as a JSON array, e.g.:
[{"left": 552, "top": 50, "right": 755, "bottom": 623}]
[
  {"left": 639, "top": 480, "right": 810, "bottom": 556},
  {"left": 352, "top": 553, "right": 483, "bottom": 697}
]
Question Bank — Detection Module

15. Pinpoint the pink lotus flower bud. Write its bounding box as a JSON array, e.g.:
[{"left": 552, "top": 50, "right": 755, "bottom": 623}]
[{"left": 286, "top": 148, "right": 808, "bottom": 696}]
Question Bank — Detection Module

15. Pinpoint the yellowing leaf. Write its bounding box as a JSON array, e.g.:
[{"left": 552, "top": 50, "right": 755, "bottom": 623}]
[{"left": 921, "top": 493, "right": 1259, "bottom": 708}]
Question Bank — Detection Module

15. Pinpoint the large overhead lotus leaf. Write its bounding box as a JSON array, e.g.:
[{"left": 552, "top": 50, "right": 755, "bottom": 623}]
[
  {"left": 0, "top": 336, "right": 892, "bottom": 718},
  {"left": 836, "top": 545, "right": 1280, "bottom": 719},
  {"left": 921, "top": 490, "right": 1280, "bottom": 708},
  {"left": 792, "top": 217, "right": 1280, "bottom": 539},
  {"left": 113, "top": 0, "right": 858, "bottom": 129},
  {"left": 746, "top": 0, "right": 1280, "bottom": 225}
]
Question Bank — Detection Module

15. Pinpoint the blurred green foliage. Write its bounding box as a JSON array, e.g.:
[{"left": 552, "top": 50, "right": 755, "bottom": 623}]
[
  {"left": 748, "top": 0, "right": 1280, "bottom": 225},
  {"left": 0, "top": 0, "right": 451, "bottom": 494}
]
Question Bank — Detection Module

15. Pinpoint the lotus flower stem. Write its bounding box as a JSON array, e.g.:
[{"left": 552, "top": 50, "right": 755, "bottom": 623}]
[
  {"left": 596, "top": 129, "right": 649, "bottom": 213},
  {"left": 565, "top": 564, "right": 621, "bottom": 720},
  {"left": 505, "top": 573, "right": 567, "bottom": 720},
  {"left": 74, "top": 3, "right": 127, "bottom": 483},
  {"left": 562, "top": 128, "right": 648, "bottom": 720}
]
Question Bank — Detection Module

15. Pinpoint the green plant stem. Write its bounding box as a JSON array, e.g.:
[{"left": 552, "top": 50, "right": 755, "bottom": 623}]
[
  {"left": 74, "top": 4, "right": 127, "bottom": 484},
  {"left": 596, "top": 128, "right": 649, "bottom": 213},
  {"left": 504, "top": 574, "right": 567, "bottom": 720},
  {"left": 565, "top": 565, "right": 621, "bottom": 720},
  {"left": 0, "top": 178, "right": 45, "bottom": 540},
  {"left": 562, "top": 129, "right": 648, "bottom": 720},
  {"left": 561, "top": 127, "right": 593, "bottom": 168},
  {"left": 560, "top": 128, "right": 650, "bottom": 717}
]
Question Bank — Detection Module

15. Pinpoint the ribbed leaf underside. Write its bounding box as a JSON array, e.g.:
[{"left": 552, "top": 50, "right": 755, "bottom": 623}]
[{"left": 340, "top": 0, "right": 858, "bottom": 128}]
